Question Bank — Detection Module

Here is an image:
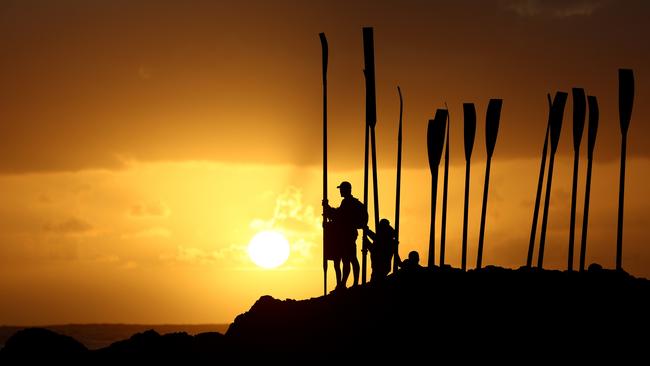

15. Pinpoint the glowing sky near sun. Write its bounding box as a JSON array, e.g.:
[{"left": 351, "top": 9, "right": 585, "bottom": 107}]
[{"left": 0, "top": 0, "right": 649, "bottom": 325}]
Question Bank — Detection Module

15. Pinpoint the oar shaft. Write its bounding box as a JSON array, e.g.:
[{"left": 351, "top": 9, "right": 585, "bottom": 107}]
[
  {"left": 462, "top": 161, "right": 471, "bottom": 271},
  {"left": 527, "top": 123, "right": 549, "bottom": 268},
  {"left": 428, "top": 170, "right": 439, "bottom": 268},
  {"left": 362, "top": 124, "right": 370, "bottom": 284},
  {"left": 319, "top": 33, "right": 328, "bottom": 296},
  {"left": 477, "top": 158, "right": 492, "bottom": 269},
  {"left": 568, "top": 151, "right": 580, "bottom": 271},
  {"left": 616, "top": 134, "right": 627, "bottom": 271},
  {"left": 538, "top": 152, "right": 556, "bottom": 269},
  {"left": 371, "top": 127, "right": 380, "bottom": 229},
  {"left": 394, "top": 87, "right": 403, "bottom": 273},
  {"left": 579, "top": 156, "right": 594, "bottom": 272},
  {"left": 440, "top": 120, "right": 450, "bottom": 267}
]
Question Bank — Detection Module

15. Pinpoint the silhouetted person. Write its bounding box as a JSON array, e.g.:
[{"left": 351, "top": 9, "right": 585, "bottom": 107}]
[
  {"left": 397, "top": 250, "right": 423, "bottom": 272},
  {"left": 363, "top": 218, "right": 397, "bottom": 282},
  {"left": 323, "top": 181, "right": 366, "bottom": 290}
]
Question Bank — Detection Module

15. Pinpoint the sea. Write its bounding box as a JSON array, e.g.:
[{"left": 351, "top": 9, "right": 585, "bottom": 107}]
[{"left": 0, "top": 324, "right": 230, "bottom": 350}]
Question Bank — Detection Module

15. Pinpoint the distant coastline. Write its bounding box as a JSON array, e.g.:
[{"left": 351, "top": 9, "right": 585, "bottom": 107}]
[{"left": 0, "top": 324, "right": 229, "bottom": 350}]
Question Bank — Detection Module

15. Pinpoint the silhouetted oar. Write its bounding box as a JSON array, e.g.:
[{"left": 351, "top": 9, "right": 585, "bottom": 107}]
[
  {"left": 526, "top": 95, "right": 551, "bottom": 268},
  {"left": 537, "top": 91, "right": 568, "bottom": 269},
  {"left": 393, "top": 86, "right": 403, "bottom": 273},
  {"left": 440, "top": 103, "right": 450, "bottom": 267},
  {"left": 567, "top": 88, "right": 586, "bottom": 272},
  {"left": 319, "top": 32, "right": 328, "bottom": 296},
  {"left": 617, "top": 69, "right": 634, "bottom": 272},
  {"left": 362, "top": 114, "right": 370, "bottom": 284},
  {"left": 363, "top": 27, "right": 380, "bottom": 282},
  {"left": 427, "top": 109, "right": 447, "bottom": 268},
  {"left": 579, "top": 96, "right": 599, "bottom": 272},
  {"left": 461, "top": 103, "right": 476, "bottom": 271},
  {"left": 476, "top": 99, "right": 502, "bottom": 269}
]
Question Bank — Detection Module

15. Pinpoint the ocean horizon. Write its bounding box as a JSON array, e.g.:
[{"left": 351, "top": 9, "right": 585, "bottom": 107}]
[{"left": 0, "top": 323, "right": 230, "bottom": 350}]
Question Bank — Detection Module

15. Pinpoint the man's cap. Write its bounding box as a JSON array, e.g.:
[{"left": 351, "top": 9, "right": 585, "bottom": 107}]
[{"left": 336, "top": 181, "right": 352, "bottom": 190}]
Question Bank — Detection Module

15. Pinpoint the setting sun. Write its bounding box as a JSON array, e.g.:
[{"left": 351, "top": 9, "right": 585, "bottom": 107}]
[{"left": 247, "top": 231, "right": 291, "bottom": 269}]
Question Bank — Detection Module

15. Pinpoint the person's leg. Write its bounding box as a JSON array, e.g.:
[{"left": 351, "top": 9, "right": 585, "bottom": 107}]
[
  {"left": 341, "top": 260, "right": 351, "bottom": 288},
  {"left": 351, "top": 256, "right": 360, "bottom": 286},
  {"left": 334, "top": 259, "right": 342, "bottom": 288}
]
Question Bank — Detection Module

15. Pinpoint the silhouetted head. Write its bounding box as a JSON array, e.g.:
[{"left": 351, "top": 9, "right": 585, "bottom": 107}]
[
  {"left": 408, "top": 251, "right": 419, "bottom": 264},
  {"left": 337, "top": 181, "right": 352, "bottom": 198},
  {"left": 378, "top": 218, "right": 393, "bottom": 236}
]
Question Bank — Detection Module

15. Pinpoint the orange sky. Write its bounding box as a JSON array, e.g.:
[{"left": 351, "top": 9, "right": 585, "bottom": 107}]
[{"left": 0, "top": 0, "right": 648, "bottom": 325}]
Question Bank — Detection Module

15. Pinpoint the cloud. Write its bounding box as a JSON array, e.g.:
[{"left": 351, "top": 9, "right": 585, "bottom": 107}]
[
  {"left": 161, "top": 245, "right": 244, "bottom": 266},
  {"left": 0, "top": 0, "right": 648, "bottom": 176},
  {"left": 159, "top": 187, "right": 327, "bottom": 268},
  {"left": 37, "top": 193, "right": 52, "bottom": 203},
  {"left": 129, "top": 201, "right": 171, "bottom": 218},
  {"left": 137, "top": 65, "right": 154, "bottom": 80},
  {"left": 90, "top": 254, "right": 136, "bottom": 270},
  {"left": 502, "top": 0, "right": 604, "bottom": 17},
  {"left": 44, "top": 217, "right": 93, "bottom": 235},
  {"left": 121, "top": 227, "right": 171, "bottom": 239},
  {"left": 93, "top": 254, "right": 121, "bottom": 263},
  {"left": 121, "top": 260, "right": 138, "bottom": 270}
]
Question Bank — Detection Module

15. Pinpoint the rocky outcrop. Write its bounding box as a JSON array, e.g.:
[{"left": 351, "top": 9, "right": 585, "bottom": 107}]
[
  {"left": 2, "top": 265, "right": 649, "bottom": 363},
  {"left": 0, "top": 327, "right": 87, "bottom": 362}
]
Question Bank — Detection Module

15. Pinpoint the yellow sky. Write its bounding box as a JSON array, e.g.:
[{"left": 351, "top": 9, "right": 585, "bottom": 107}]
[
  {"left": 0, "top": 0, "right": 649, "bottom": 325},
  {"left": 1, "top": 157, "right": 649, "bottom": 324}
]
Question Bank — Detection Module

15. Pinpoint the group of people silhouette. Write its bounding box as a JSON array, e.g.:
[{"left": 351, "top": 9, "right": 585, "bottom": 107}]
[{"left": 323, "top": 181, "right": 422, "bottom": 292}]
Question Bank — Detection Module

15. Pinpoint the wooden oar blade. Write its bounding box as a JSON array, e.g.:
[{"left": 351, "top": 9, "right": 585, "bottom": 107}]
[
  {"left": 485, "top": 99, "right": 502, "bottom": 158},
  {"left": 427, "top": 109, "right": 447, "bottom": 173},
  {"left": 398, "top": 86, "right": 403, "bottom": 105},
  {"left": 363, "top": 27, "right": 377, "bottom": 128},
  {"left": 463, "top": 103, "right": 476, "bottom": 161},
  {"left": 549, "top": 92, "right": 568, "bottom": 154},
  {"left": 618, "top": 68, "right": 634, "bottom": 134},
  {"left": 587, "top": 95, "right": 599, "bottom": 157},
  {"left": 572, "top": 88, "right": 586, "bottom": 151},
  {"left": 319, "top": 33, "right": 328, "bottom": 76}
]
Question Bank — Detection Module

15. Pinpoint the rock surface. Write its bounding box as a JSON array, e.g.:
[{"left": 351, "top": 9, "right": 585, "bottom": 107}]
[{"left": 2, "top": 266, "right": 649, "bottom": 363}]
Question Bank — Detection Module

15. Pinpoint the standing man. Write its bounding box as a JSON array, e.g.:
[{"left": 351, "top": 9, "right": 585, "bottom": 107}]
[{"left": 323, "top": 181, "right": 367, "bottom": 290}]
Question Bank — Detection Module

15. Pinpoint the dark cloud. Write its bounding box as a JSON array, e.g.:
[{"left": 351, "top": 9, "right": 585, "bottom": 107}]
[
  {"left": 129, "top": 201, "right": 171, "bottom": 218},
  {"left": 0, "top": 0, "right": 648, "bottom": 173},
  {"left": 501, "top": 0, "right": 606, "bottom": 17},
  {"left": 44, "top": 217, "right": 93, "bottom": 234}
]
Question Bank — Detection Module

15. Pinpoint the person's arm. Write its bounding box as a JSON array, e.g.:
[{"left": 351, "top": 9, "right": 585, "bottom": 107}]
[
  {"left": 395, "top": 251, "right": 404, "bottom": 268},
  {"left": 362, "top": 235, "right": 373, "bottom": 253},
  {"left": 322, "top": 201, "right": 336, "bottom": 218},
  {"left": 364, "top": 226, "right": 376, "bottom": 240}
]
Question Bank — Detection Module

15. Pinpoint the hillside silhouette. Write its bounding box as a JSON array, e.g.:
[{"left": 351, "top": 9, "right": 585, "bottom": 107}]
[{"left": 2, "top": 265, "right": 649, "bottom": 363}]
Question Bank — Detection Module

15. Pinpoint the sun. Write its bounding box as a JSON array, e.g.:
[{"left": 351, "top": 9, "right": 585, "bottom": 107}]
[{"left": 247, "top": 230, "right": 290, "bottom": 269}]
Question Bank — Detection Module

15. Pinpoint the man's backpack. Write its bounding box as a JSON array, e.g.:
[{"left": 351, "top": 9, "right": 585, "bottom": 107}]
[{"left": 352, "top": 197, "right": 369, "bottom": 229}]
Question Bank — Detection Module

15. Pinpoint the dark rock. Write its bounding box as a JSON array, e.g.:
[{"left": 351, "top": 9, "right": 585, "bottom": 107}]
[
  {"left": 227, "top": 266, "right": 650, "bottom": 360},
  {"left": 0, "top": 327, "right": 87, "bottom": 362},
  {"left": 3, "top": 267, "right": 650, "bottom": 363},
  {"left": 588, "top": 262, "right": 603, "bottom": 272},
  {"left": 91, "top": 328, "right": 230, "bottom": 362}
]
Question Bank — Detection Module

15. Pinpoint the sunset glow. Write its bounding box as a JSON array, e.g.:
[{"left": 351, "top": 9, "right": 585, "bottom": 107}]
[
  {"left": 0, "top": 0, "right": 649, "bottom": 327},
  {"left": 248, "top": 231, "right": 291, "bottom": 269}
]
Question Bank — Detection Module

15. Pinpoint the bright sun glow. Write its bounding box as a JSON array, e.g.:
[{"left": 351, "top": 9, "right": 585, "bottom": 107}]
[{"left": 247, "top": 230, "right": 290, "bottom": 269}]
